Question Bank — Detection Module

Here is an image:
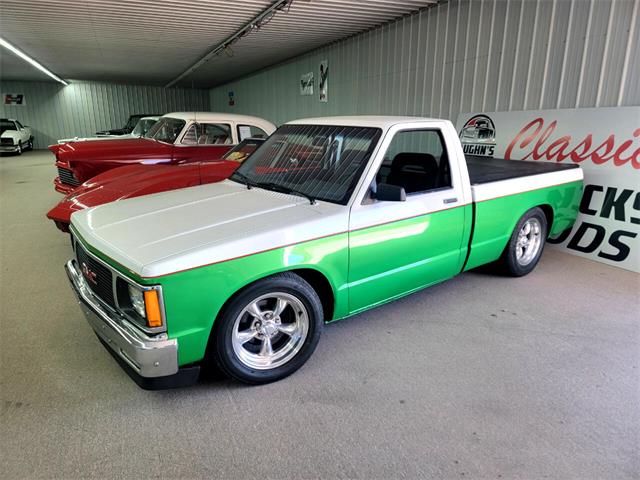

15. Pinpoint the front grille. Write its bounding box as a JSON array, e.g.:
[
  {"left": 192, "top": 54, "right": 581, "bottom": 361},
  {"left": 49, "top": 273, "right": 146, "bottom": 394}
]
[
  {"left": 1, "top": 138, "right": 14, "bottom": 145},
  {"left": 75, "top": 241, "right": 115, "bottom": 309},
  {"left": 57, "top": 166, "right": 80, "bottom": 186}
]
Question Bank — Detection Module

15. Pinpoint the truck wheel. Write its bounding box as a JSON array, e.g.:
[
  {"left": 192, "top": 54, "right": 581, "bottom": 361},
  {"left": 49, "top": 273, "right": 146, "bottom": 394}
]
[
  {"left": 501, "top": 207, "right": 547, "bottom": 277},
  {"left": 27, "top": 137, "right": 34, "bottom": 150},
  {"left": 211, "top": 272, "right": 323, "bottom": 384},
  {"left": 15, "top": 142, "right": 23, "bottom": 155}
]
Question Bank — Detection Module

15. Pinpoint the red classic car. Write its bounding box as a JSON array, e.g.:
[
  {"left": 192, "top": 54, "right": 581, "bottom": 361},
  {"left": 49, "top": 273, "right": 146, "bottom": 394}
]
[
  {"left": 47, "top": 138, "right": 265, "bottom": 232},
  {"left": 50, "top": 112, "right": 276, "bottom": 194}
]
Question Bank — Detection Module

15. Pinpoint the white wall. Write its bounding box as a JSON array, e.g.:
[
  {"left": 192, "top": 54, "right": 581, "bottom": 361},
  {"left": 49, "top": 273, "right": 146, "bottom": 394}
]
[
  {"left": 210, "top": 0, "right": 639, "bottom": 125},
  {"left": 0, "top": 80, "right": 209, "bottom": 148}
]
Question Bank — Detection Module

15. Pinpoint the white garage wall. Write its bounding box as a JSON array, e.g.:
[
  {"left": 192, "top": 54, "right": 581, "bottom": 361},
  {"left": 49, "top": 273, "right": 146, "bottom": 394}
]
[
  {"left": 0, "top": 81, "right": 209, "bottom": 148},
  {"left": 209, "top": 0, "right": 639, "bottom": 125}
]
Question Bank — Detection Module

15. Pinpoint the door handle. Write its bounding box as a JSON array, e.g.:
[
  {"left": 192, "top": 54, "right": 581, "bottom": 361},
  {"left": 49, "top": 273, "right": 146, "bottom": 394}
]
[{"left": 443, "top": 197, "right": 458, "bottom": 204}]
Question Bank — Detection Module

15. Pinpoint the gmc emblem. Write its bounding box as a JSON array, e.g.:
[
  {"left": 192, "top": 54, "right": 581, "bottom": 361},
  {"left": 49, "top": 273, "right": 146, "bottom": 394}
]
[{"left": 81, "top": 262, "right": 98, "bottom": 285}]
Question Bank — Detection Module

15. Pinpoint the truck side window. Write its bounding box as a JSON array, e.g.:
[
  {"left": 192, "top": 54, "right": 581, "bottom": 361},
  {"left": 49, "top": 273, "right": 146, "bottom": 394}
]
[{"left": 376, "top": 129, "right": 451, "bottom": 194}]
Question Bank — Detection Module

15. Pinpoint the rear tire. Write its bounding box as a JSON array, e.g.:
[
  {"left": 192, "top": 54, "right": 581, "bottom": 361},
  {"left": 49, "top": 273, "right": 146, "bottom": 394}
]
[
  {"left": 211, "top": 272, "right": 323, "bottom": 384},
  {"left": 499, "top": 207, "right": 548, "bottom": 277},
  {"left": 27, "top": 137, "right": 34, "bottom": 150}
]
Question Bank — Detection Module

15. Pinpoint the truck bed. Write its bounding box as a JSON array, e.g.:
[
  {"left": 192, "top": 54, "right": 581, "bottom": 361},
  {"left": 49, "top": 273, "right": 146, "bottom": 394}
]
[{"left": 465, "top": 155, "right": 580, "bottom": 185}]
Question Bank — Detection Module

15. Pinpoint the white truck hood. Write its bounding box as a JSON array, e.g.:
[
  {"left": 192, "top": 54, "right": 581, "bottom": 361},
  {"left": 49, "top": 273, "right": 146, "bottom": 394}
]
[
  {"left": 1, "top": 131, "right": 20, "bottom": 139},
  {"left": 71, "top": 180, "right": 348, "bottom": 278}
]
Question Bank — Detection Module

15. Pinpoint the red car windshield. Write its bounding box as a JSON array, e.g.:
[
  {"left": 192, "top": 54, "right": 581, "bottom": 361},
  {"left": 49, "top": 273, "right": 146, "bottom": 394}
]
[{"left": 146, "top": 117, "right": 186, "bottom": 144}]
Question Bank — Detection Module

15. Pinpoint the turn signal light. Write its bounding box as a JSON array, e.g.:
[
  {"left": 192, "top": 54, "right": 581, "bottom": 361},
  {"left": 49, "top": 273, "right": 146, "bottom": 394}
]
[{"left": 144, "top": 290, "right": 163, "bottom": 328}]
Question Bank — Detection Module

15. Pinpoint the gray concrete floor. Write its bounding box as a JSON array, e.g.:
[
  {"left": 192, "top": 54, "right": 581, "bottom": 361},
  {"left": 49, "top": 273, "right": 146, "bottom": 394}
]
[{"left": 1, "top": 150, "right": 638, "bottom": 479}]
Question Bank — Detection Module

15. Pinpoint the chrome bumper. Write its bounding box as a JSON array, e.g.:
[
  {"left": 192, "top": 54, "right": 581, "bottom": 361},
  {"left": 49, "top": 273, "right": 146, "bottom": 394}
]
[
  {"left": 65, "top": 260, "right": 179, "bottom": 378},
  {"left": 0, "top": 144, "right": 19, "bottom": 152}
]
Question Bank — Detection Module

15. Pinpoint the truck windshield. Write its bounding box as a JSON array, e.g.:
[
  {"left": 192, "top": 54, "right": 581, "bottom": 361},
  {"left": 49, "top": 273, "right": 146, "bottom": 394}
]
[
  {"left": 230, "top": 124, "right": 381, "bottom": 205},
  {"left": 146, "top": 117, "right": 186, "bottom": 144},
  {"left": 0, "top": 119, "right": 17, "bottom": 133}
]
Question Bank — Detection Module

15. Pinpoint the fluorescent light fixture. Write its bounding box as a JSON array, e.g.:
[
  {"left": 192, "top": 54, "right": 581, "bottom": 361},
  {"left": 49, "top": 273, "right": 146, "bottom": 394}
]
[{"left": 0, "top": 37, "right": 68, "bottom": 86}]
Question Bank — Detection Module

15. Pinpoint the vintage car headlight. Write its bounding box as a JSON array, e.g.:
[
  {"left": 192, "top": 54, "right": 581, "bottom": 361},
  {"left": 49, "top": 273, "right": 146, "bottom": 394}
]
[{"left": 128, "top": 284, "right": 146, "bottom": 318}]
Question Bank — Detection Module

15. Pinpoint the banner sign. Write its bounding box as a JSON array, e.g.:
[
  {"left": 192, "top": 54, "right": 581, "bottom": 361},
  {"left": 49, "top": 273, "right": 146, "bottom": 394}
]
[
  {"left": 456, "top": 107, "right": 640, "bottom": 273},
  {"left": 319, "top": 60, "right": 328, "bottom": 102},
  {"left": 3, "top": 93, "right": 25, "bottom": 106},
  {"left": 300, "top": 72, "right": 314, "bottom": 95}
]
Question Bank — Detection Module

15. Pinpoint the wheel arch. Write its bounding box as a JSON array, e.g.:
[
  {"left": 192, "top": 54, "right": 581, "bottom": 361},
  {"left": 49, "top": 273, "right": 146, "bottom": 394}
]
[
  {"left": 212, "top": 266, "right": 336, "bottom": 331},
  {"left": 536, "top": 203, "right": 554, "bottom": 235}
]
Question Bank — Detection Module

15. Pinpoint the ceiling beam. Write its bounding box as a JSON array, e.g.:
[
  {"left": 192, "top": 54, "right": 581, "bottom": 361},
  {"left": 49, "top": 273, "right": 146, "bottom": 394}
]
[{"left": 164, "top": 0, "right": 291, "bottom": 88}]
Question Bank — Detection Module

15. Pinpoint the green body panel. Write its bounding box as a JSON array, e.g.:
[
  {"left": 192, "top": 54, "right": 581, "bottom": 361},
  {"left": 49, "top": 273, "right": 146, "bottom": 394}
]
[
  {"left": 347, "top": 205, "right": 469, "bottom": 313},
  {"left": 151, "top": 234, "right": 350, "bottom": 366},
  {"left": 464, "top": 180, "right": 583, "bottom": 270},
  {"left": 73, "top": 180, "right": 581, "bottom": 368}
]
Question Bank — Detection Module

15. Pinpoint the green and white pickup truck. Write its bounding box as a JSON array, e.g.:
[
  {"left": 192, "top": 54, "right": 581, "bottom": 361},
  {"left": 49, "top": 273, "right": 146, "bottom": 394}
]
[{"left": 65, "top": 116, "right": 583, "bottom": 388}]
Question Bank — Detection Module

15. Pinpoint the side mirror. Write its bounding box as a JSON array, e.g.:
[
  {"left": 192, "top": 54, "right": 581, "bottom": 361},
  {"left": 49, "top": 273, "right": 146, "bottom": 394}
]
[{"left": 373, "top": 183, "right": 406, "bottom": 202}]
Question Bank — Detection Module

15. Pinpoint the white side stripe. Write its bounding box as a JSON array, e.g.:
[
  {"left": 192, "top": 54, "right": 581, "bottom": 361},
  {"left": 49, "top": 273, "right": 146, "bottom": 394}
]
[{"left": 471, "top": 168, "right": 584, "bottom": 203}]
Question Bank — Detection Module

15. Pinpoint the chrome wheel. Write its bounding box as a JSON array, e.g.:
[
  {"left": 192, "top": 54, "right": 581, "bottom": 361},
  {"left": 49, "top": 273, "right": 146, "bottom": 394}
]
[
  {"left": 516, "top": 218, "right": 542, "bottom": 266},
  {"left": 231, "top": 292, "right": 309, "bottom": 370}
]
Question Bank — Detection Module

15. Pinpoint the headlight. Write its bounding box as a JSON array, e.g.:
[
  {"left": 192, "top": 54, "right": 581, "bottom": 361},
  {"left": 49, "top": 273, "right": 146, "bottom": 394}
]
[
  {"left": 117, "top": 278, "right": 163, "bottom": 328},
  {"left": 128, "top": 284, "right": 146, "bottom": 318}
]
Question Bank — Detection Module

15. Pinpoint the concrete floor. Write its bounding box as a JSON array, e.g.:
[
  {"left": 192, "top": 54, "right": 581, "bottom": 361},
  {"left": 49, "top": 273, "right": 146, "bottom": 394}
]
[{"left": 1, "top": 150, "right": 638, "bottom": 479}]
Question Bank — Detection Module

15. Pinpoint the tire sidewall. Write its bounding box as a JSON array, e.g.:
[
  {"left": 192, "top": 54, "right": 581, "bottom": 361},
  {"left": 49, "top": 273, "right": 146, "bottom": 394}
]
[
  {"left": 505, "top": 208, "right": 548, "bottom": 276},
  {"left": 16, "top": 142, "right": 22, "bottom": 155},
  {"left": 213, "top": 274, "right": 323, "bottom": 384}
]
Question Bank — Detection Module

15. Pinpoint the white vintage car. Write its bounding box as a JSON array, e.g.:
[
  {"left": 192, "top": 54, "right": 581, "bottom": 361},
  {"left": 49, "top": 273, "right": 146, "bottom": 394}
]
[
  {"left": 57, "top": 116, "right": 161, "bottom": 144},
  {"left": 0, "top": 118, "right": 33, "bottom": 154}
]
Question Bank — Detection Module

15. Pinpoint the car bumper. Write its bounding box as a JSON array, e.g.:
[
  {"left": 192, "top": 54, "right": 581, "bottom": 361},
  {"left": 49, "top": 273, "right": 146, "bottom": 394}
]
[
  {"left": 54, "top": 176, "right": 76, "bottom": 194},
  {"left": 65, "top": 259, "right": 199, "bottom": 388},
  {"left": 0, "top": 144, "right": 19, "bottom": 152}
]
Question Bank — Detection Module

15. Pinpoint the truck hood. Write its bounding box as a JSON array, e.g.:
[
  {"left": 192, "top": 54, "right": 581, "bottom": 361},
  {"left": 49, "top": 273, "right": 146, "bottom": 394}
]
[
  {"left": 53, "top": 137, "right": 170, "bottom": 161},
  {"left": 71, "top": 180, "right": 347, "bottom": 278},
  {"left": 1, "top": 131, "right": 20, "bottom": 140}
]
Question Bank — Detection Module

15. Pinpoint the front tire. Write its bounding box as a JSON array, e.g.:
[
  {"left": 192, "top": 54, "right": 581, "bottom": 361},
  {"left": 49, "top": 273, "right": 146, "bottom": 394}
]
[
  {"left": 499, "top": 207, "right": 548, "bottom": 277},
  {"left": 211, "top": 272, "right": 323, "bottom": 384},
  {"left": 15, "top": 142, "right": 23, "bottom": 155}
]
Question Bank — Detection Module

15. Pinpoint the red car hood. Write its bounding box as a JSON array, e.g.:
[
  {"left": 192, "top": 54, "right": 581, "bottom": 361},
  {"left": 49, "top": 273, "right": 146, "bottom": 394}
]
[
  {"left": 52, "top": 137, "right": 170, "bottom": 162},
  {"left": 46, "top": 161, "right": 237, "bottom": 228}
]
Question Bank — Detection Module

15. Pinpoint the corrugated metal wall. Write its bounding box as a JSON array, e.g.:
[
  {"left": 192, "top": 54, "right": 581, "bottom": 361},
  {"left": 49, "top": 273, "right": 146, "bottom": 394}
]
[
  {"left": 210, "top": 0, "right": 640, "bottom": 125},
  {"left": 0, "top": 81, "right": 209, "bottom": 148}
]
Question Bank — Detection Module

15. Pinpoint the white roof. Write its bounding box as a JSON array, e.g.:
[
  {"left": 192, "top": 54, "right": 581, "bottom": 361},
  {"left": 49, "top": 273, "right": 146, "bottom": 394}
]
[
  {"left": 286, "top": 115, "right": 443, "bottom": 129},
  {"left": 140, "top": 116, "right": 161, "bottom": 121},
  {"left": 162, "top": 112, "right": 276, "bottom": 134}
]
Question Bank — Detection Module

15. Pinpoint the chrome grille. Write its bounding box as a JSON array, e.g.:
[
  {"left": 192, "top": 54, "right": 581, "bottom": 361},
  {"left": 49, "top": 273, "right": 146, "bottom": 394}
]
[
  {"left": 57, "top": 166, "right": 80, "bottom": 186},
  {"left": 1, "top": 138, "right": 14, "bottom": 145},
  {"left": 75, "top": 240, "right": 115, "bottom": 309}
]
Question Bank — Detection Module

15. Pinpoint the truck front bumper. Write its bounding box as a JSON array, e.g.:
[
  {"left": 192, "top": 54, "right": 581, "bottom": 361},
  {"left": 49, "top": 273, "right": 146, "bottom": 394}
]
[
  {"left": 65, "top": 259, "right": 199, "bottom": 388},
  {"left": 0, "top": 144, "right": 20, "bottom": 152}
]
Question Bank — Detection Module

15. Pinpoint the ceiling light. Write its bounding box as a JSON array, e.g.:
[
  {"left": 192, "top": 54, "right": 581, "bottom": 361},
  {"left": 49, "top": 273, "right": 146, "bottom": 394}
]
[{"left": 0, "top": 37, "right": 68, "bottom": 86}]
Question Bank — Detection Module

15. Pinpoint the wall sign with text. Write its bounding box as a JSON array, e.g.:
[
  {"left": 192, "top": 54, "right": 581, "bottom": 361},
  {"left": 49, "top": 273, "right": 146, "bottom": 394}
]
[{"left": 456, "top": 107, "right": 640, "bottom": 273}]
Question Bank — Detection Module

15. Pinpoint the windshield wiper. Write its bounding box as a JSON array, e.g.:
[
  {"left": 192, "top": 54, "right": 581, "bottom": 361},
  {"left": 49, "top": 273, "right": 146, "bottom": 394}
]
[
  {"left": 230, "top": 171, "right": 255, "bottom": 189},
  {"left": 253, "top": 181, "right": 316, "bottom": 205}
]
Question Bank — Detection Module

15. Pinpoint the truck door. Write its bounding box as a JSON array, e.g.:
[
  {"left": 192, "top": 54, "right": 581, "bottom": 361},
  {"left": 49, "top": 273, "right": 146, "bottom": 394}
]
[
  {"left": 348, "top": 127, "right": 467, "bottom": 313},
  {"left": 172, "top": 122, "right": 235, "bottom": 164}
]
